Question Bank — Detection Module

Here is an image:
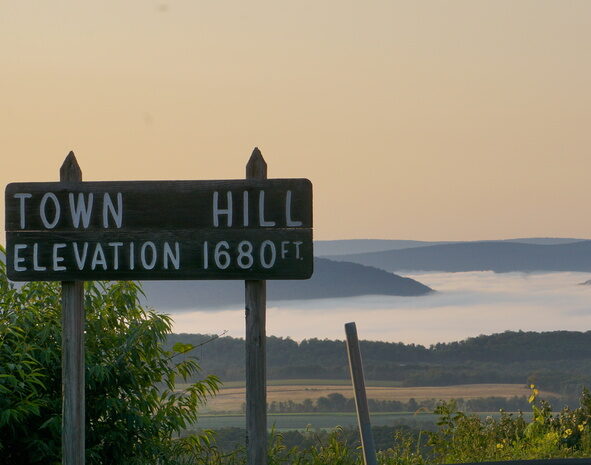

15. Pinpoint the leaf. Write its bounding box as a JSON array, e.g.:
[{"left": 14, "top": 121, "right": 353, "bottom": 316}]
[{"left": 172, "top": 342, "right": 195, "bottom": 354}]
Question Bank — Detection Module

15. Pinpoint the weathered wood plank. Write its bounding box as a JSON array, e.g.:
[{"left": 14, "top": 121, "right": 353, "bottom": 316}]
[
  {"left": 345, "top": 322, "right": 377, "bottom": 465},
  {"left": 60, "top": 151, "right": 85, "bottom": 465},
  {"left": 245, "top": 147, "right": 268, "bottom": 465},
  {"left": 5, "top": 178, "right": 312, "bottom": 232},
  {"left": 6, "top": 228, "right": 313, "bottom": 281}
]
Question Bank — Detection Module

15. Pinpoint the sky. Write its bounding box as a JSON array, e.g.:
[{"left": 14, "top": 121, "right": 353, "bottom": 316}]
[
  {"left": 2, "top": 1, "right": 591, "bottom": 241},
  {"left": 169, "top": 271, "right": 591, "bottom": 344}
]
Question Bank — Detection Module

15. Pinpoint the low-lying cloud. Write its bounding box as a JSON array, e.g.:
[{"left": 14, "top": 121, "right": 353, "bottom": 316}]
[{"left": 168, "top": 271, "right": 591, "bottom": 345}]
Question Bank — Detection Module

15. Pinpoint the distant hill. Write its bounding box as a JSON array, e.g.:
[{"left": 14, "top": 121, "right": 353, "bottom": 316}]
[
  {"left": 140, "top": 258, "right": 432, "bottom": 311},
  {"left": 0, "top": 250, "right": 432, "bottom": 306},
  {"left": 314, "top": 240, "right": 452, "bottom": 256},
  {"left": 315, "top": 238, "right": 586, "bottom": 256},
  {"left": 502, "top": 237, "right": 587, "bottom": 245},
  {"left": 326, "top": 240, "right": 591, "bottom": 272},
  {"left": 168, "top": 330, "right": 591, "bottom": 391}
]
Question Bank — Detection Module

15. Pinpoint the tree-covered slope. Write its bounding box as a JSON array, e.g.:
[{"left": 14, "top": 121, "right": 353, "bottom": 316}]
[
  {"left": 169, "top": 330, "right": 591, "bottom": 390},
  {"left": 141, "top": 258, "right": 432, "bottom": 310}
]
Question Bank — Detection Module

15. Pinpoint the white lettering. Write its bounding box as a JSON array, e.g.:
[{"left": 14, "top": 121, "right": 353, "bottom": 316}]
[
  {"left": 69, "top": 193, "right": 94, "bottom": 228},
  {"left": 129, "top": 242, "right": 135, "bottom": 270},
  {"left": 213, "top": 191, "right": 233, "bottom": 227},
  {"left": 33, "top": 243, "right": 46, "bottom": 271},
  {"left": 281, "top": 241, "right": 290, "bottom": 259},
  {"left": 141, "top": 242, "right": 157, "bottom": 269},
  {"left": 91, "top": 243, "right": 107, "bottom": 270},
  {"left": 285, "top": 191, "right": 302, "bottom": 227},
  {"left": 40, "top": 193, "right": 60, "bottom": 229},
  {"left": 214, "top": 241, "right": 230, "bottom": 269},
  {"left": 14, "top": 193, "right": 32, "bottom": 229},
  {"left": 52, "top": 243, "right": 67, "bottom": 271},
  {"left": 293, "top": 241, "right": 303, "bottom": 259},
  {"left": 13, "top": 244, "right": 27, "bottom": 271},
  {"left": 163, "top": 242, "right": 180, "bottom": 270},
  {"left": 260, "top": 240, "right": 276, "bottom": 268},
  {"left": 108, "top": 242, "right": 123, "bottom": 270},
  {"left": 72, "top": 242, "right": 88, "bottom": 270},
  {"left": 103, "top": 193, "right": 123, "bottom": 228},
  {"left": 259, "top": 191, "right": 275, "bottom": 227},
  {"left": 203, "top": 241, "right": 209, "bottom": 269},
  {"left": 243, "top": 191, "right": 249, "bottom": 226},
  {"left": 73, "top": 242, "right": 89, "bottom": 270},
  {"left": 237, "top": 241, "right": 254, "bottom": 269}
]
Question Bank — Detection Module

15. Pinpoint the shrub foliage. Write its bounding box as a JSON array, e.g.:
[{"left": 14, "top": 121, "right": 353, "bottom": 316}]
[{"left": 0, "top": 247, "right": 220, "bottom": 464}]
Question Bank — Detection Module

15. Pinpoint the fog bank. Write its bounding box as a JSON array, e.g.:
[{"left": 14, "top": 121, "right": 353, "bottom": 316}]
[{"left": 168, "top": 271, "right": 591, "bottom": 345}]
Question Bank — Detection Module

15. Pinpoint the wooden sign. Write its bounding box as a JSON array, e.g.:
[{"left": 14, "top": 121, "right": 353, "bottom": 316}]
[
  {"left": 5, "top": 179, "right": 313, "bottom": 281},
  {"left": 6, "top": 149, "right": 308, "bottom": 465}
]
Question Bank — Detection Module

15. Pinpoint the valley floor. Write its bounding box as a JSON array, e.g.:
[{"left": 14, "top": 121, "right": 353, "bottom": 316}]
[{"left": 198, "top": 381, "right": 557, "bottom": 414}]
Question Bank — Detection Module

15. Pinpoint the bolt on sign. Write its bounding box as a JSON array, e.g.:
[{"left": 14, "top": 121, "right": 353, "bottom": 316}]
[{"left": 5, "top": 179, "right": 313, "bottom": 281}]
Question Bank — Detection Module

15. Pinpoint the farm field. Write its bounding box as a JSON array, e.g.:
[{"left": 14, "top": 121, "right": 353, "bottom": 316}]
[
  {"left": 217, "top": 379, "right": 403, "bottom": 388},
  {"left": 193, "top": 411, "right": 537, "bottom": 431},
  {"left": 199, "top": 381, "right": 558, "bottom": 413}
]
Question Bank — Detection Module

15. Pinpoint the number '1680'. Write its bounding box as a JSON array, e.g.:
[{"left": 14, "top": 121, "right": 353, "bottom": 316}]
[{"left": 202, "top": 240, "right": 304, "bottom": 270}]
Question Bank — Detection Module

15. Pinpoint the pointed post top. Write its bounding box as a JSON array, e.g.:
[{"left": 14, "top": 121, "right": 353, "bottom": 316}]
[
  {"left": 246, "top": 147, "right": 267, "bottom": 180},
  {"left": 60, "top": 151, "right": 82, "bottom": 182}
]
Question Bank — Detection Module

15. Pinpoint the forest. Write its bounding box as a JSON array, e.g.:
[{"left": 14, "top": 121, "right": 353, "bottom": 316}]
[{"left": 167, "top": 331, "right": 591, "bottom": 392}]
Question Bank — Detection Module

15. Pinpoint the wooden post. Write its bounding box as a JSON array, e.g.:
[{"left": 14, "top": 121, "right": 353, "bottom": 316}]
[
  {"left": 345, "top": 322, "right": 377, "bottom": 465},
  {"left": 60, "top": 152, "right": 85, "bottom": 465},
  {"left": 245, "top": 147, "right": 268, "bottom": 465}
]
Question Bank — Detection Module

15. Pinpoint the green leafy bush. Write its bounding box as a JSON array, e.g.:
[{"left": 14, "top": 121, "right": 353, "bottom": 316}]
[
  {"left": 0, "top": 247, "right": 220, "bottom": 465},
  {"left": 425, "top": 385, "right": 591, "bottom": 464}
]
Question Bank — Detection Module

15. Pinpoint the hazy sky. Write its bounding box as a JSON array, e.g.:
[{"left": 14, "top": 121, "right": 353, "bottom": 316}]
[{"left": 2, "top": 1, "right": 590, "bottom": 241}]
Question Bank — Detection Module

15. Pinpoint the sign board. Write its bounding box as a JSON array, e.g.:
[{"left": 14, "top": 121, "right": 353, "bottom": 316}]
[{"left": 5, "top": 179, "right": 313, "bottom": 281}]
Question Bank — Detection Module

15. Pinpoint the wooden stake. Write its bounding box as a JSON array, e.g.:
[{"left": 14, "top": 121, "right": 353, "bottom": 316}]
[
  {"left": 60, "top": 152, "right": 85, "bottom": 465},
  {"left": 345, "top": 322, "right": 377, "bottom": 465},
  {"left": 245, "top": 147, "right": 268, "bottom": 465}
]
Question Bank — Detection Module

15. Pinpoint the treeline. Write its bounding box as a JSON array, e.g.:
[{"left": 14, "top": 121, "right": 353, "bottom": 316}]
[
  {"left": 263, "top": 394, "right": 554, "bottom": 414},
  {"left": 167, "top": 330, "right": 591, "bottom": 391}
]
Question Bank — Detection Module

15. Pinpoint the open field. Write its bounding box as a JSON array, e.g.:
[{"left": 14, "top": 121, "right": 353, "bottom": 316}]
[
  {"left": 217, "top": 379, "right": 403, "bottom": 388},
  {"left": 193, "top": 411, "right": 538, "bottom": 431},
  {"left": 199, "top": 381, "right": 558, "bottom": 413}
]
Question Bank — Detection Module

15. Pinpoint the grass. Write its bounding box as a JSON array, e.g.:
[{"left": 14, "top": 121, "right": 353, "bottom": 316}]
[
  {"left": 194, "top": 411, "right": 440, "bottom": 431},
  {"left": 193, "top": 411, "right": 538, "bottom": 431}
]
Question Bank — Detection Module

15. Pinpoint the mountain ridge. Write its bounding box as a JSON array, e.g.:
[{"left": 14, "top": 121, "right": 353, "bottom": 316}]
[
  {"left": 315, "top": 237, "right": 587, "bottom": 256},
  {"left": 141, "top": 257, "right": 433, "bottom": 311},
  {"left": 167, "top": 330, "right": 591, "bottom": 389},
  {"left": 326, "top": 240, "right": 591, "bottom": 272}
]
